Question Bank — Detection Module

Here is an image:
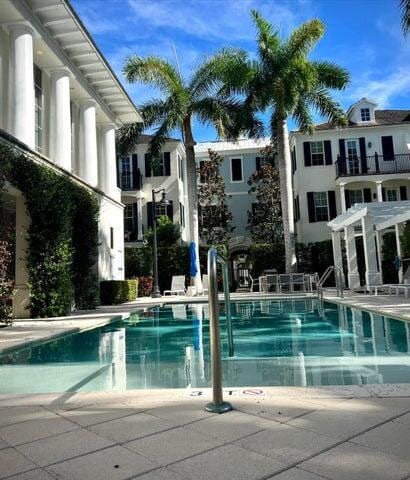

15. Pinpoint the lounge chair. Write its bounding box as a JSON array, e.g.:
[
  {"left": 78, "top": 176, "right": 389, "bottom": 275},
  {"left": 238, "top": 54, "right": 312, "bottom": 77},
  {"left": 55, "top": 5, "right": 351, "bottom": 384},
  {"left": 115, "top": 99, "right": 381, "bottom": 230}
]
[
  {"left": 389, "top": 284, "right": 410, "bottom": 298},
  {"left": 163, "top": 275, "right": 186, "bottom": 296},
  {"left": 202, "top": 274, "right": 209, "bottom": 295},
  {"left": 291, "top": 273, "right": 305, "bottom": 292},
  {"left": 266, "top": 274, "right": 279, "bottom": 292},
  {"left": 249, "top": 274, "right": 259, "bottom": 292},
  {"left": 279, "top": 274, "right": 291, "bottom": 292}
]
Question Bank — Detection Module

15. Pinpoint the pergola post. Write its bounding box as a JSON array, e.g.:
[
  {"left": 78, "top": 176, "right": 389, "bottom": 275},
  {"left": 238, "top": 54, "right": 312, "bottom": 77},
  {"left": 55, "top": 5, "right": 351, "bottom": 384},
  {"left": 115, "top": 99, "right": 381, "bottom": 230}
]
[
  {"left": 375, "top": 230, "right": 384, "bottom": 284},
  {"left": 344, "top": 226, "right": 361, "bottom": 289},
  {"left": 340, "top": 184, "right": 347, "bottom": 213},
  {"left": 395, "top": 223, "right": 403, "bottom": 283},
  {"left": 331, "top": 230, "right": 345, "bottom": 286},
  {"left": 362, "top": 217, "right": 381, "bottom": 286}
]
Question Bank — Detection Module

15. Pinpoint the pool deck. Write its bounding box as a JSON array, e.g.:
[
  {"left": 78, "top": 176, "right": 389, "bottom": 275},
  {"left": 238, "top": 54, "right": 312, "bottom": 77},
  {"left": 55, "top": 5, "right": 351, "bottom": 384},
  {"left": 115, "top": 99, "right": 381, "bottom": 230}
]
[{"left": 1, "top": 292, "right": 410, "bottom": 479}]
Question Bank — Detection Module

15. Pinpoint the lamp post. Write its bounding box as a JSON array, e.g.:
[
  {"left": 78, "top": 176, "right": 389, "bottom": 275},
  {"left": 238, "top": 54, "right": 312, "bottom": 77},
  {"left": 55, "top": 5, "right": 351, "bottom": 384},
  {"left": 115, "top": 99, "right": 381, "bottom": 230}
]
[{"left": 151, "top": 188, "right": 170, "bottom": 298}]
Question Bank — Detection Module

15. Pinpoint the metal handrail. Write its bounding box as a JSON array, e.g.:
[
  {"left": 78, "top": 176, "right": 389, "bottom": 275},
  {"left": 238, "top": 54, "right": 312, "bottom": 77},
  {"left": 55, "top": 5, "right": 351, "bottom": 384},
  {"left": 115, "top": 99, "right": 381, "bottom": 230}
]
[
  {"left": 318, "top": 265, "right": 344, "bottom": 300},
  {"left": 218, "top": 255, "right": 234, "bottom": 357},
  {"left": 205, "top": 248, "right": 232, "bottom": 414}
]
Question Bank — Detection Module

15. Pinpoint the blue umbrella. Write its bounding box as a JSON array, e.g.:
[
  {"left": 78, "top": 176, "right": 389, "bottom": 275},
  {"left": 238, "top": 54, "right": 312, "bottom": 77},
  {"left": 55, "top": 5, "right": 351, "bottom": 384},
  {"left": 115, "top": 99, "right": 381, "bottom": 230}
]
[{"left": 190, "top": 241, "right": 198, "bottom": 278}]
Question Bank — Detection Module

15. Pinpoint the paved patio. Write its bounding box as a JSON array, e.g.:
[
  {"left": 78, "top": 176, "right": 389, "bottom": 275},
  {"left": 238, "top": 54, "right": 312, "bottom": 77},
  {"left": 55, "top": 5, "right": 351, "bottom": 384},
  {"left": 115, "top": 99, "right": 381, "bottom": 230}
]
[{"left": 0, "top": 386, "right": 410, "bottom": 480}]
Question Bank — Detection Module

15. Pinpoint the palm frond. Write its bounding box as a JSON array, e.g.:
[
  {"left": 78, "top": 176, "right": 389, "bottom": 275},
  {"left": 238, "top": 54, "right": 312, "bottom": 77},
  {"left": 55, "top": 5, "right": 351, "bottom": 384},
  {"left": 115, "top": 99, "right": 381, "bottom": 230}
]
[
  {"left": 401, "top": 0, "right": 410, "bottom": 37},
  {"left": 123, "top": 55, "right": 184, "bottom": 96},
  {"left": 284, "top": 19, "right": 324, "bottom": 58},
  {"left": 251, "top": 10, "right": 280, "bottom": 66},
  {"left": 146, "top": 115, "right": 178, "bottom": 160},
  {"left": 293, "top": 97, "right": 315, "bottom": 134},
  {"left": 116, "top": 122, "right": 144, "bottom": 156},
  {"left": 306, "top": 88, "right": 348, "bottom": 127},
  {"left": 312, "top": 60, "right": 350, "bottom": 90}
]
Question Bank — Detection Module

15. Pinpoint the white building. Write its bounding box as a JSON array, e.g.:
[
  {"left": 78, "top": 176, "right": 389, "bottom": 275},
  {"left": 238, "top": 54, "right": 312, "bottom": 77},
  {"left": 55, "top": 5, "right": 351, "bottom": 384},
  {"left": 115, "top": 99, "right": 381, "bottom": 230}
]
[
  {"left": 291, "top": 98, "right": 410, "bottom": 243},
  {"left": 120, "top": 135, "right": 189, "bottom": 246},
  {"left": 194, "top": 138, "right": 271, "bottom": 253},
  {"left": 0, "top": 0, "right": 141, "bottom": 316}
]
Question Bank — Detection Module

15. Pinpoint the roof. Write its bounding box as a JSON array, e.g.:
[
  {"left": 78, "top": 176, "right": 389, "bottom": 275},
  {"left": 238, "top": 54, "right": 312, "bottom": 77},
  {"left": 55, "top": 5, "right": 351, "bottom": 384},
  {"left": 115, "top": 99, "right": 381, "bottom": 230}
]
[
  {"left": 136, "top": 134, "right": 182, "bottom": 144},
  {"left": 13, "top": 0, "right": 142, "bottom": 124},
  {"left": 328, "top": 201, "right": 410, "bottom": 232},
  {"left": 195, "top": 137, "right": 270, "bottom": 154},
  {"left": 314, "top": 110, "right": 410, "bottom": 131}
]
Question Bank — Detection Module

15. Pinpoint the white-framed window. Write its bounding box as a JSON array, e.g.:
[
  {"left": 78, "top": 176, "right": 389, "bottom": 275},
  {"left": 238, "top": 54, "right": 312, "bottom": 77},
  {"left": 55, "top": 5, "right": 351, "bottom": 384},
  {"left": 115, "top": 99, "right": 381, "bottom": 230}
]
[
  {"left": 230, "top": 157, "right": 243, "bottom": 182},
  {"left": 120, "top": 156, "right": 132, "bottom": 190},
  {"left": 179, "top": 202, "right": 185, "bottom": 227},
  {"left": 155, "top": 204, "right": 168, "bottom": 217},
  {"left": 386, "top": 188, "right": 398, "bottom": 202},
  {"left": 310, "top": 141, "right": 324, "bottom": 165},
  {"left": 178, "top": 154, "right": 183, "bottom": 180},
  {"left": 313, "top": 192, "right": 329, "bottom": 222},
  {"left": 361, "top": 108, "right": 371, "bottom": 122},
  {"left": 34, "top": 65, "right": 43, "bottom": 153},
  {"left": 124, "top": 204, "right": 134, "bottom": 234},
  {"left": 349, "top": 190, "right": 363, "bottom": 205}
]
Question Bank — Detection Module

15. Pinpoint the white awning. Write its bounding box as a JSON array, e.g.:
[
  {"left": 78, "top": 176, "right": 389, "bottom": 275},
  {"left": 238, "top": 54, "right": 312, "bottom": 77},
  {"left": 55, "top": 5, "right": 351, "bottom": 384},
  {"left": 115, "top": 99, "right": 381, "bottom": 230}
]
[{"left": 328, "top": 201, "right": 410, "bottom": 232}]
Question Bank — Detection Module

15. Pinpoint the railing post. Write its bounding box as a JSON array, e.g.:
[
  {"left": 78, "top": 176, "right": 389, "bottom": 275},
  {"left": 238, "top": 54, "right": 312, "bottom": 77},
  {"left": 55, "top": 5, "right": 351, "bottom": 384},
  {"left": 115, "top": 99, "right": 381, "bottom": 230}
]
[
  {"left": 205, "top": 248, "right": 232, "bottom": 414},
  {"left": 374, "top": 152, "right": 379, "bottom": 173}
]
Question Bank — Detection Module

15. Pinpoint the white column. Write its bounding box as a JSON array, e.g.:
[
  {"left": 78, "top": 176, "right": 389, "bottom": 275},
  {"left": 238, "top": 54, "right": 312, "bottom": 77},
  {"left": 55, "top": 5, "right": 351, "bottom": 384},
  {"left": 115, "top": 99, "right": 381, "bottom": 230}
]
[
  {"left": 7, "top": 25, "right": 35, "bottom": 148},
  {"left": 137, "top": 197, "right": 143, "bottom": 240},
  {"left": 362, "top": 217, "right": 381, "bottom": 285},
  {"left": 49, "top": 70, "right": 72, "bottom": 171},
  {"left": 78, "top": 100, "right": 98, "bottom": 187},
  {"left": 344, "top": 226, "right": 360, "bottom": 289},
  {"left": 98, "top": 123, "right": 117, "bottom": 198},
  {"left": 376, "top": 181, "right": 383, "bottom": 203},
  {"left": 375, "top": 230, "right": 383, "bottom": 284},
  {"left": 331, "top": 230, "right": 345, "bottom": 286},
  {"left": 395, "top": 223, "right": 403, "bottom": 283},
  {"left": 340, "top": 184, "right": 346, "bottom": 212}
]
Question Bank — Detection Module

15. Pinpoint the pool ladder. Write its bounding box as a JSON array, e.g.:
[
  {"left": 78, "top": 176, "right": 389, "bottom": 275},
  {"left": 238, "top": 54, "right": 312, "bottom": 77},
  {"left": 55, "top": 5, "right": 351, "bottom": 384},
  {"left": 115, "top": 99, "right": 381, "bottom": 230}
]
[
  {"left": 205, "top": 248, "right": 233, "bottom": 414},
  {"left": 318, "top": 265, "right": 344, "bottom": 300}
]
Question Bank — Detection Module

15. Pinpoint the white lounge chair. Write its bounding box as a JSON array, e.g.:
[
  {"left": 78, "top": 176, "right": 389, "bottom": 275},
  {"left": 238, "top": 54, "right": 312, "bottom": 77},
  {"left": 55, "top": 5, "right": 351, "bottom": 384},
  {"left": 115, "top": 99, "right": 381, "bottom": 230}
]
[
  {"left": 163, "top": 275, "right": 186, "bottom": 296},
  {"left": 202, "top": 274, "right": 209, "bottom": 295},
  {"left": 291, "top": 273, "right": 305, "bottom": 292},
  {"left": 389, "top": 284, "right": 410, "bottom": 298}
]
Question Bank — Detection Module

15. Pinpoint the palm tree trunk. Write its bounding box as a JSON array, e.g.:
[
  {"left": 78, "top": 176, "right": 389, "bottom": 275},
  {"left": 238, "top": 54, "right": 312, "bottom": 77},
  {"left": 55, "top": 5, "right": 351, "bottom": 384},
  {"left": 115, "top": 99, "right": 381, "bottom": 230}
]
[
  {"left": 276, "top": 117, "right": 297, "bottom": 273},
  {"left": 183, "top": 117, "right": 202, "bottom": 291}
]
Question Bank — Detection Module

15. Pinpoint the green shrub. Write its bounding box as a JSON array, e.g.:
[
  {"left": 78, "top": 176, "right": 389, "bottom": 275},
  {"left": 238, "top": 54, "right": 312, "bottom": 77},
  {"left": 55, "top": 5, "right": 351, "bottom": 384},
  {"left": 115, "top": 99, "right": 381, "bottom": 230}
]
[
  {"left": 248, "top": 243, "right": 285, "bottom": 276},
  {"left": 100, "top": 279, "right": 138, "bottom": 305},
  {"left": 125, "top": 247, "right": 152, "bottom": 278},
  {"left": 157, "top": 246, "right": 189, "bottom": 291},
  {"left": 296, "top": 240, "right": 333, "bottom": 276}
]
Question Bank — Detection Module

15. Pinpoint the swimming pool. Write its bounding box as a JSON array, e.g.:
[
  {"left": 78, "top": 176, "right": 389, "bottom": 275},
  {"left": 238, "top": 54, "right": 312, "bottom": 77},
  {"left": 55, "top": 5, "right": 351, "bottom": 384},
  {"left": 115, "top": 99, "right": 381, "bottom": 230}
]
[{"left": 1, "top": 299, "right": 410, "bottom": 394}]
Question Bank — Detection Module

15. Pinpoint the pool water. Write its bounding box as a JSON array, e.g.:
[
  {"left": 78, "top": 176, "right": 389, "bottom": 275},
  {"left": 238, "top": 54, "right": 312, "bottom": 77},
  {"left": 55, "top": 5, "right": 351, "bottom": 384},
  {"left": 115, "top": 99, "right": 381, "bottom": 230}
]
[{"left": 1, "top": 299, "right": 410, "bottom": 394}]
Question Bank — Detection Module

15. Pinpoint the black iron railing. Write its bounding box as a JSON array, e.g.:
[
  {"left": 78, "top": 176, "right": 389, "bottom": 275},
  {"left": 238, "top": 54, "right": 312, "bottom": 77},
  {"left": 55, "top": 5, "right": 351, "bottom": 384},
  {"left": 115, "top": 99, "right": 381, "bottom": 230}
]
[
  {"left": 335, "top": 153, "right": 410, "bottom": 178},
  {"left": 121, "top": 168, "right": 143, "bottom": 190}
]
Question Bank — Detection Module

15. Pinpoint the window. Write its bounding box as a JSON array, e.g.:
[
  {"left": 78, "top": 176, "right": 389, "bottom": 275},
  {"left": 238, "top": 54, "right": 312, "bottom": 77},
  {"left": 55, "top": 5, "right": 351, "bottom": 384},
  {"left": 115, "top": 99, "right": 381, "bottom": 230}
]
[
  {"left": 34, "top": 65, "right": 43, "bottom": 153},
  {"left": 110, "top": 227, "right": 114, "bottom": 249},
  {"left": 386, "top": 188, "right": 398, "bottom": 202},
  {"left": 314, "top": 192, "right": 329, "bottom": 222},
  {"left": 155, "top": 204, "right": 168, "bottom": 217},
  {"left": 178, "top": 154, "right": 183, "bottom": 180},
  {"left": 310, "top": 141, "right": 324, "bottom": 165},
  {"left": 145, "top": 152, "right": 171, "bottom": 177},
  {"left": 230, "top": 157, "right": 243, "bottom": 182},
  {"left": 361, "top": 108, "right": 371, "bottom": 122},
  {"left": 124, "top": 204, "right": 134, "bottom": 235},
  {"left": 120, "top": 156, "right": 132, "bottom": 190},
  {"left": 179, "top": 202, "right": 185, "bottom": 227},
  {"left": 349, "top": 190, "right": 363, "bottom": 205}
]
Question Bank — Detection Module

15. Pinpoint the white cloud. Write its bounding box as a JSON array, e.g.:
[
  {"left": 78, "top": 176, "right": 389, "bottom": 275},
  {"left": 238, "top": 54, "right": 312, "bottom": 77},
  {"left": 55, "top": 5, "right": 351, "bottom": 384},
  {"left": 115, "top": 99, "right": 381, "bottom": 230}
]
[{"left": 347, "top": 67, "right": 410, "bottom": 108}]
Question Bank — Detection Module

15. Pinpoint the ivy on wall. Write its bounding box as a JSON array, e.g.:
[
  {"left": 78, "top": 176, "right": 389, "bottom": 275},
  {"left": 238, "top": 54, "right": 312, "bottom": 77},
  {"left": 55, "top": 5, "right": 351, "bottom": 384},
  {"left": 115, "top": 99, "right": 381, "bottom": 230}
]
[{"left": 0, "top": 144, "right": 99, "bottom": 318}]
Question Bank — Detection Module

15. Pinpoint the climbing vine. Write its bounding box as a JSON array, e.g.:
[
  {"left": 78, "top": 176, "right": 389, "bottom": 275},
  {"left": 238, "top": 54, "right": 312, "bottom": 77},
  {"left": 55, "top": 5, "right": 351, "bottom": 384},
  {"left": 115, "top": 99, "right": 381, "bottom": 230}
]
[{"left": 0, "top": 144, "right": 99, "bottom": 318}]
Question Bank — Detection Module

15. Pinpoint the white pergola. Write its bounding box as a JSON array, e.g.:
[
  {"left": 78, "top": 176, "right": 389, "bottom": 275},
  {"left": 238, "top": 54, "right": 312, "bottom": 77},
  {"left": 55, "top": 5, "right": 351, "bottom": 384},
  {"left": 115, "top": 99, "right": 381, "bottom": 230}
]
[{"left": 328, "top": 201, "right": 410, "bottom": 288}]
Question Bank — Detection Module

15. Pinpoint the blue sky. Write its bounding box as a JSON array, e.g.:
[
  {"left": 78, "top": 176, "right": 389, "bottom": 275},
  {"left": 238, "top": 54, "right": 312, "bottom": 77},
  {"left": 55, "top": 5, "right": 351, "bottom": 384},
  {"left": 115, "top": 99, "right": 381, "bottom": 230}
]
[{"left": 71, "top": 0, "right": 408, "bottom": 141}]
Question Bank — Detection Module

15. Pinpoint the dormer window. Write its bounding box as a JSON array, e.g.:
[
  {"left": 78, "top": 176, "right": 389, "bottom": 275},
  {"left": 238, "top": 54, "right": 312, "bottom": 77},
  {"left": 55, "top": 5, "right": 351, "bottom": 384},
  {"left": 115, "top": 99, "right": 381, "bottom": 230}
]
[{"left": 361, "top": 108, "right": 371, "bottom": 122}]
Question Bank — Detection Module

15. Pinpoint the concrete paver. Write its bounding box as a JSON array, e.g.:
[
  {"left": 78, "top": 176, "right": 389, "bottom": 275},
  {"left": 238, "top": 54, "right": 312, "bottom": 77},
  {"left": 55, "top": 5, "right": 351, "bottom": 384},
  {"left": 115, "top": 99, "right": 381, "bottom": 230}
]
[{"left": 0, "top": 448, "right": 37, "bottom": 479}]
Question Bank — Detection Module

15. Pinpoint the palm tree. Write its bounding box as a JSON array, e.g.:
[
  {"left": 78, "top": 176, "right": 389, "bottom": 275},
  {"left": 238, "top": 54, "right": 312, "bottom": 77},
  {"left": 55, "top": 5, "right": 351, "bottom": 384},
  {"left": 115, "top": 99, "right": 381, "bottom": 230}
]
[
  {"left": 117, "top": 50, "right": 262, "bottom": 289},
  {"left": 401, "top": 0, "right": 410, "bottom": 37},
  {"left": 232, "top": 11, "right": 350, "bottom": 272}
]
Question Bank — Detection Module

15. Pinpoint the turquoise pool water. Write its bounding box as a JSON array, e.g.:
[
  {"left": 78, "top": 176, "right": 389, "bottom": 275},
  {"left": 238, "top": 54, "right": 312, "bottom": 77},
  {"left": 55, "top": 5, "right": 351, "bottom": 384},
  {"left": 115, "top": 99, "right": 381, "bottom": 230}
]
[{"left": 1, "top": 299, "right": 410, "bottom": 394}]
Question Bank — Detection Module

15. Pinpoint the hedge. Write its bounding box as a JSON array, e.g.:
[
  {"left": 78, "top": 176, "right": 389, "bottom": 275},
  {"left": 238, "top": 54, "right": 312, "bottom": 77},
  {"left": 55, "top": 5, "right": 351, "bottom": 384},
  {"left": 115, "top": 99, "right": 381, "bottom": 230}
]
[{"left": 100, "top": 279, "right": 138, "bottom": 305}]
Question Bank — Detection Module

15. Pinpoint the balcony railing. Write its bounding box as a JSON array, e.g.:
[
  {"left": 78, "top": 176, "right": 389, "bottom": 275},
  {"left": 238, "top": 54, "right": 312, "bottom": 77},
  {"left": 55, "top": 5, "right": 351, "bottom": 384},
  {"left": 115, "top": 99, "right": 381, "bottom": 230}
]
[
  {"left": 335, "top": 153, "right": 410, "bottom": 178},
  {"left": 120, "top": 168, "right": 143, "bottom": 191}
]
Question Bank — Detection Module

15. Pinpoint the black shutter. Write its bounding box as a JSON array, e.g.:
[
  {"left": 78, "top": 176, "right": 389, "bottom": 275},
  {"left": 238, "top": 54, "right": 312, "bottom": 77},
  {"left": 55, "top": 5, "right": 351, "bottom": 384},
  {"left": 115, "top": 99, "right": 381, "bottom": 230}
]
[
  {"left": 296, "top": 195, "right": 300, "bottom": 220},
  {"left": 255, "top": 157, "right": 261, "bottom": 171},
  {"left": 400, "top": 186, "right": 408, "bottom": 200},
  {"left": 363, "top": 188, "right": 372, "bottom": 203},
  {"left": 307, "top": 192, "right": 316, "bottom": 223},
  {"left": 132, "top": 202, "right": 139, "bottom": 240},
  {"left": 303, "top": 142, "right": 311, "bottom": 166},
  {"left": 382, "top": 187, "right": 386, "bottom": 202},
  {"left": 328, "top": 191, "right": 337, "bottom": 219},
  {"left": 324, "top": 140, "right": 332, "bottom": 165},
  {"left": 131, "top": 154, "right": 138, "bottom": 188},
  {"left": 145, "top": 153, "right": 152, "bottom": 177},
  {"left": 164, "top": 152, "right": 171, "bottom": 176},
  {"left": 116, "top": 156, "right": 120, "bottom": 188},
  {"left": 345, "top": 190, "right": 351, "bottom": 209},
  {"left": 147, "top": 202, "right": 153, "bottom": 229},
  {"left": 381, "top": 136, "right": 395, "bottom": 161},
  {"left": 339, "top": 139, "right": 346, "bottom": 158},
  {"left": 292, "top": 147, "right": 297, "bottom": 172},
  {"left": 359, "top": 137, "right": 367, "bottom": 173},
  {"left": 167, "top": 200, "right": 173, "bottom": 221}
]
